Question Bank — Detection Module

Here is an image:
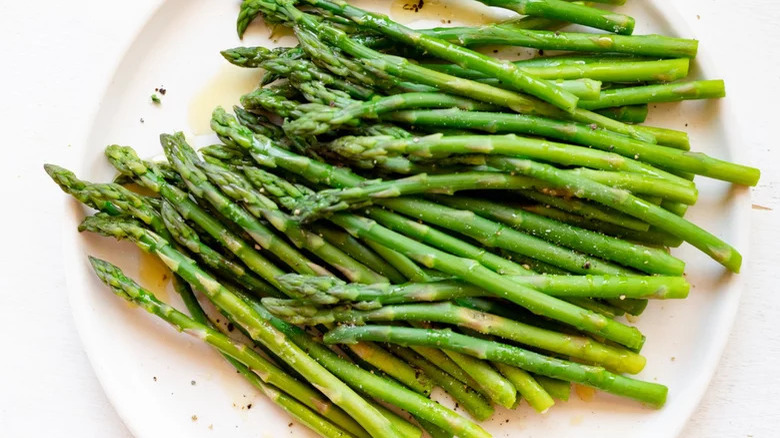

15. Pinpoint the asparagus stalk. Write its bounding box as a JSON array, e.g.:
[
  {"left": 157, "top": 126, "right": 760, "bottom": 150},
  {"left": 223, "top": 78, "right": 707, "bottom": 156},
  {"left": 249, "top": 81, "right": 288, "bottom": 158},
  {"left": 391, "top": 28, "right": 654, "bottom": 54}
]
[
  {"left": 238, "top": 163, "right": 429, "bottom": 284},
  {"left": 312, "top": 225, "right": 407, "bottom": 284},
  {"left": 364, "top": 207, "right": 530, "bottom": 276},
  {"left": 362, "top": 238, "right": 432, "bottom": 282},
  {"left": 329, "top": 212, "right": 646, "bottom": 348},
  {"left": 384, "top": 109, "right": 760, "bottom": 185},
  {"left": 289, "top": 0, "right": 581, "bottom": 112},
  {"left": 516, "top": 190, "right": 650, "bottom": 231},
  {"left": 387, "top": 345, "right": 495, "bottom": 421},
  {"left": 159, "top": 202, "right": 278, "bottom": 296},
  {"left": 284, "top": 92, "right": 500, "bottom": 136},
  {"left": 80, "top": 223, "right": 401, "bottom": 437},
  {"left": 230, "top": 290, "right": 491, "bottom": 438},
  {"left": 226, "top": 42, "right": 652, "bottom": 142},
  {"left": 419, "top": 26, "right": 697, "bottom": 57},
  {"left": 471, "top": 0, "right": 634, "bottom": 34},
  {"left": 579, "top": 79, "right": 727, "bottom": 109},
  {"left": 520, "top": 203, "right": 684, "bottom": 247},
  {"left": 637, "top": 125, "right": 690, "bottom": 150},
  {"left": 482, "top": 156, "right": 744, "bottom": 272},
  {"left": 262, "top": 299, "right": 646, "bottom": 374},
  {"left": 596, "top": 105, "right": 649, "bottom": 124},
  {"left": 324, "top": 325, "right": 668, "bottom": 407},
  {"left": 44, "top": 164, "right": 282, "bottom": 297},
  {"left": 105, "top": 145, "right": 290, "bottom": 290},
  {"left": 276, "top": 274, "right": 690, "bottom": 304},
  {"left": 434, "top": 196, "right": 685, "bottom": 275},
  {"left": 196, "top": 159, "right": 387, "bottom": 284},
  {"left": 344, "top": 341, "right": 434, "bottom": 396},
  {"left": 421, "top": 58, "right": 690, "bottom": 83},
  {"left": 440, "top": 348, "right": 517, "bottom": 409},
  {"left": 234, "top": 105, "right": 285, "bottom": 139},
  {"left": 290, "top": 172, "right": 539, "bottom": 222},
  {"left": 160, "top": 132, "right": 333, "bottom": 277},
  {"left": 534, "top": 376, "right": 571, "bottom": 401},
  {"left": 493, "top": 363, "right": 555, "bottom": 412},
  {"left": 325, "top": 133, "right": 689, "bottom": 184},
  {"left": 89, "top": 258, "right": 367, "bottom": 438},
  {"left": 374, "top": 198, "right": 633, "bottom": 276}
]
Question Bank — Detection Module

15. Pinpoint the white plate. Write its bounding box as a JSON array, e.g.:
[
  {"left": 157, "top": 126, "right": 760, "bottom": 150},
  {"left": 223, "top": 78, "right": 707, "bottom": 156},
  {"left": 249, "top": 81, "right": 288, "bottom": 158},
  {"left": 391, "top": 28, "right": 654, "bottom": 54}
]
[{"left": 61, "top": 0, "right": 751, "bottom": 437}]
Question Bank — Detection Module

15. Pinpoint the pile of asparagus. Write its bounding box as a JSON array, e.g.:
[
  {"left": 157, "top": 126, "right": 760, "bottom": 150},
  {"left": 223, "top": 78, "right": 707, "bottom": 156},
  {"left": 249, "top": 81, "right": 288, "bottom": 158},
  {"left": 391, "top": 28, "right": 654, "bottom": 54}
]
[{"left": 47, "top": 0, "right": 761, "bottom": 436}]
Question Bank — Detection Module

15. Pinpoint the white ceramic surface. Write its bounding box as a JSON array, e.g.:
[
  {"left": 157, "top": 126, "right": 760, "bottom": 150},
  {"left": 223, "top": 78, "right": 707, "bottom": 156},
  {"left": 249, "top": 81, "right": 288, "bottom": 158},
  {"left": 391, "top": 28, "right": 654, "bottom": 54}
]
[{"left": 59, "top": 1, "right": 751, "bottom": 437}]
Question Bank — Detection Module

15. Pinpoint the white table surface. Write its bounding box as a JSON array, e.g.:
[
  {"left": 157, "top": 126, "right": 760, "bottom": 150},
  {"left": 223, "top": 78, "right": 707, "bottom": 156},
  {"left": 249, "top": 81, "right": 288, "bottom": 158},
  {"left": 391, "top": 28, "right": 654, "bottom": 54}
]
[{"left": 1, "top": 0, "right": 778, "bottom": 436}]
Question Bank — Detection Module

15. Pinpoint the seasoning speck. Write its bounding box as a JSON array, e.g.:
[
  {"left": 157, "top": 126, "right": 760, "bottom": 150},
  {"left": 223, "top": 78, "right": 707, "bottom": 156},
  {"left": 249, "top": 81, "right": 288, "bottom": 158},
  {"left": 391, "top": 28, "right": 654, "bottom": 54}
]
[
  {"left": 192, "top": 415, "right": 198, "bottom": 422},
  {"left": 191, "top": 380, "right": 197, "bottom": 386},
  {"left": 151, "top": 94, "right": 161, "bottom": 104}
]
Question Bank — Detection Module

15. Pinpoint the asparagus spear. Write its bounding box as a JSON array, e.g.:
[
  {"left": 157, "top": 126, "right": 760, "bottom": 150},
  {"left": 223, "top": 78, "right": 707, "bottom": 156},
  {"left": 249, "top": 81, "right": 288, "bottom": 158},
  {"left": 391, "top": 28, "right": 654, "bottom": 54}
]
[
  {"left": 422, "top": 58, "right": 690, "bottom": 83},
  {"left": 231, "top": 290, "right": 491, "bottom": 438},
  {"left": 481, "top": 156, "right": 744, "bottom": 271},
  {"left": 80, "top": 218, "right": 401, "bottom": 437},
  {"left": 324, "top": 325, "right": 667, "bottom": 407},
  {"left": 516, "top": 190, "right": 650, "bottom": 231},
  {"left": 159, "top": 202, "right": 278, "bottom": 296},
  {"left": 418, "top": 26, "right": 697, "bottom": 57},
  {"left": 89, "top": 258, "right": 367, "bottom": 438},
  {"left": 195, "top": 159, "right": 387, "bottom": 284},
  {"left": 234, "top": 105, "right": 285, "bottom": 139},
  {"left": 262, "top": 299, "right": 646, "bottom": 374},
  {"left": 596, "top": 105, "right": 649, "bottom": 124},
  {"left": 331, "top": 212, "right": 646, "bottom": 348},
  {"left": 105, "top": 145, "right": 291, "bottom": 290},
  {"left": 493, "top": 364, "right": 555, "bottom": 412},
  {"left": 440, "top": 348, "right": 517, "bottom": 409},
  {"left": 286, "top": 0, "right": 582, "bottom": 112},
  {"left": 362, "top": 238, "right": 432, "bottom": 282},
  {"left": 467, "top": 0, "right": 635, "bottom": 34},
  {"left": 290, "top": 171, "right": 538, "bottom": 222},
  {"left": 161, "top": 132, "right": 333, "bottom": 277},
  {"left": 325, "top": 133, "right": 688, "bottom": 183},
  {"left": 364, "top": 207, "right": 530, "bottom": 276},
  {"left": 238, "top": 163, "right": 430, "bottom": 284},
  {"left": 312, "top": 225, "right": 407, "bottom": 284},
  {"left": 434, "top": 196, "right": 685, "bottom": 275},
  {"left": 276, "top": 274, "right": 690, "bottom": 304},
  {"left": 384, "top": 109, "right": 760, "bottom": 185},
  {"left": 44, "top": 164, "right": 281, "bottom": 297},
  {"left": 386, "top": 345, "right": 495, "bottom": 421},
  {"left": 534, "top": 376, "right": 571, "bottom": 401},
  {"left": 520, "top": 203, "right": 684, "bottom": 247},
  {"left": 226, "top": 42, "right": 653, "bottom": 142},
  {"left": 284, "top": 92, "right": 500, "bottom": 136},
  {"left": 373, "top": 198, "right": 633, "bottom": 276},
  {"left": 579, "top": 79, "right": 727, "bottom": 110}
]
